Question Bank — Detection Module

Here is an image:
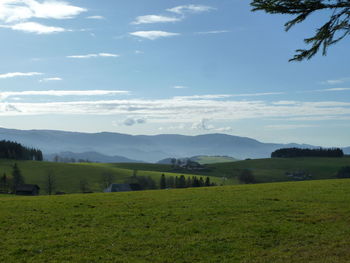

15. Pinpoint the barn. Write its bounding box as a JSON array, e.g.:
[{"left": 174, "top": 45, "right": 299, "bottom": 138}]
[
  {"left": 104, "top": 183, "right": 141, "bottom": 193},
  {"left": 15, "top": 184, "right": 40, "bottom": 196}
]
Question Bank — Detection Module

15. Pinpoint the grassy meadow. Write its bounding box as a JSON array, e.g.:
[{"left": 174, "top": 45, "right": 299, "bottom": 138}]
[{"left": 1, "top": 179, "right": 350, "bottom": 262}]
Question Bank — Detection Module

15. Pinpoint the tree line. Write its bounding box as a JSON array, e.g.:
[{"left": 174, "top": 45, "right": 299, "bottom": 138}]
[
  {"left": 160, "top": 174, "right": 215, "bottom": 189},
  {"left": 0, "top": 140, "right": 43, "bottom": 161},
  {"left": 271, "top": 148, "right": 344, "bottom": 158}
]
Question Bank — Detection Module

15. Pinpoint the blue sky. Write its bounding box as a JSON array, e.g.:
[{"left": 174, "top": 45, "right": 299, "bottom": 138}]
[{"left": 0, "top": 0, "right": 349, "bottom": 146}]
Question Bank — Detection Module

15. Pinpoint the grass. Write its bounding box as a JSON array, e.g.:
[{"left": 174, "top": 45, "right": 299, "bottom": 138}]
[
  {"left": 1, "top": 179, "right": 350, "bottom": 262},
  {"left": 0, "top": 159, "right": 228, "bottom": 194},
  {"left": 114, "top": 157, "right": 350, "bottom": 183},
  {"left": 191, "top": 155, "right": 238, "bottom": 164}
]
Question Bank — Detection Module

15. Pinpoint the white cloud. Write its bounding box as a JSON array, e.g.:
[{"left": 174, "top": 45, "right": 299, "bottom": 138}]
[
  {"left": 0, "top": 72, "right": 43, "bottom": 79},
  {"left": 321, "top": 78, "right": 350, "bottom": 85},
  {"left": 319, "top": 88, "right": 350, "bottom": 92},
  {"left": 0, "top": 22, "right": 67, "bottom": 34},
  {"left": 135, "top": 50, "right": 144, "bottom": 54},
  {"left": 0, "top": 90, "right": 129, "bottom": 100},
  {"left": 39, "top": 77, "right": 62, "bottom": 82},
  {"left": 130, "top": 31, "right": 180, "bottom": 40},
  {"left": 1, "top": 95, "right": 350, "bottom": 126},
  {"left": 173, "top": 86, "right": 188, "bottom": 89},
  {"left": 0, "top": 0, "right": 86, "bottom": 23},
  {"left": 132, "top": 15, "right": 181, "bottom": 25},
  {"left": 265, "top": 124, "right": 318, "bottom": 130},
  {"left": 86, "top": 15, "right": 104, "bottom": 20},
  {"left": 167, "top": 5, "right": 215, "bottom": 15},
  {"left": 67, "top": 53, "right": 119, "bottom": 59},
  {"left": 196, "top": 30, "right": 230, "bottom": 35}
]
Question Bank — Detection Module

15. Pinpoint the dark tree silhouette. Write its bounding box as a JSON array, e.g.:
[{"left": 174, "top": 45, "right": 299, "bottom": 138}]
[
  {"left": 12, "top": 163, "right": 24, "bottom": 192},
  {"left": 0, "top": 140, "right": 43, "bottom": 161},
  {"left": 251, "top": 0, "right": 350, "bottom": 61},
  {"left": 0, "top": 173, "right": 9, "bottom": 193},
  {"left": 271, "top": 147, "right": 344, "bottom": 158},
  {"left": 238, "top": 169, "right": 256, "bottom": 184},
  {"left": 45, "top": 170, "right": 56, "bottom": 195},
  {"left": 160, "top": 174, "right": 166, "bottom": 189}
]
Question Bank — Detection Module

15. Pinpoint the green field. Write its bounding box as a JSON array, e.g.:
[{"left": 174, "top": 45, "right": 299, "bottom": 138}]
[
  {"left": 1, "top": 179, "right": 350, "bottom": 262},
  {"left": 0, "top": 160, "right": 228, "bottom": 194},
  {"left": 191, "top": 155, "right": 238, "bottom": 164},
  {"left": 113, "top": 157, "right": 350, "bottom": 183}
]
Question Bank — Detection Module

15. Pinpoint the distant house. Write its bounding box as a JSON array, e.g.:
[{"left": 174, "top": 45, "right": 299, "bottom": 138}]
[
  {"left": 16, "top": 184, "right": 40, "bottom": 196},
  {"left": 104, "top": 183, "right": 142, "bottom": 193}
]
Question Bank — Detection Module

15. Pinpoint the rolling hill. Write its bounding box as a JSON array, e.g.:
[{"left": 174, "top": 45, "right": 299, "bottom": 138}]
[
  {"left": 0, "top": 127, "right": 343, "bottom": 162},
  {"left": 0, "top": 159, "right": 228, "bottom": 194},
  {"left": 114, "top": 156, "right": 350, "bottom": 183},
  {"left": 1, "top": 180, "right": 350, "bottom": 262}
]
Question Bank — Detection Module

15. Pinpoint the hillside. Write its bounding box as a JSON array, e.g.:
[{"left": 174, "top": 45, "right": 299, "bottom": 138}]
[
  {"left": 1, "top": 180, "right": 350, "bottom": 262},
  {"left": 0, "top": 160, "right": 227, "bottom": 194},
  {"left": 0, "top": 127, "right": 332, "bottom": 162},
  {"left": 114, "top": 157, "right": 350, "bottom": 183},
  {"left": 45, "top": 151, "right": 141, "bottom": 163}
]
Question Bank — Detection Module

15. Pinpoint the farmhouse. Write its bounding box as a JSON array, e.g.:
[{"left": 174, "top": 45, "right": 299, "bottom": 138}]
[
  {"left": 16, "top": 184, "right": 40, "bottom": 196},
  {"left": 104, "top": 183, "right": 141, "bottom": 193}
]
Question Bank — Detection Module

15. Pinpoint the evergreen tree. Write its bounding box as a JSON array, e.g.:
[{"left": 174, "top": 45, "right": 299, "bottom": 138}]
[
  {"left": 166, "top": 176, "right": 175, "bottom": 188},
  {"left": 251, "top": 0, "right": 350, "bottom": 61},
  {"left": 12, "top": 163, "right": 24, "bottom": 192},
  {"left": 199, "top": 177, "right": 204, "bottom": 187},
  {"left": 179, "top": 175, "right": 186, "bottom": 188},
  {"left": 205, "top": 177, "right": 211, "bottom": 187},
  {"left": 192, "top": 176, "right": 200, "bottom": 187},
  {"left": 0, "top": 173, "right": 9, "bottom": 193},
  {"left": 186, "top": 176, "right": 192, "bottom": 188},
  {"left": 160, "top": 174, "right": 166, "bottom": 189},
  {"left": 175, "top": 176, "right": 180, "bottom": 188}
]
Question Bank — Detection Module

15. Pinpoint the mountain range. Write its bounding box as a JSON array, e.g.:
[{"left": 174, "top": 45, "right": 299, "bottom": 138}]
[{"left": 0, "top": 128, "right": 348, "bottom": 163}]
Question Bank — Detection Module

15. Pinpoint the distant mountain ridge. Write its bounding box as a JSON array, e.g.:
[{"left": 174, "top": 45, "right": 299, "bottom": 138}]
[
  {"left": 45, "top": 151, "right": 141, "bottom": 163},
  {"left": 0, "top": 128, "right": 347, "bottom": 163}
]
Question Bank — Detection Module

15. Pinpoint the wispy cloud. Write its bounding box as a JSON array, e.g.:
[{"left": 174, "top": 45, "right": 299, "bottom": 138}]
[
  {"left": 167, "top": 5, "right": 216, "bottom": 15},
  {"left": 67, "top": 53, "right": 119, "bottom": 59},
  {"left": 131, "top": 15, "right": 181, "bottom": 25},
  {"left": 265, "top": 124, "right": 318, "bottom": 130},
  {"left": 0, "top": 90, "right": 129, "bottom": 100},
  {"left": 0, "top": 0, "right": 86, "bottom": 23},
  {"left": 321, "top": 77, "right": 350, "bottom": 85},
  {"left": 173, "top": 86, "right": 188, "bottom": 89},
  {"left": 196, "top": 30, "right": 230, "bottom": 35},
  {"left": 0, "top": 72, "right": 43, "bottom": 79},
  {"left": 319, "top": 87, "right": 350, "bottom": 92},
  {"left": 175, "top": 92, "right": 283, "bottom": 100},
  {"left": 130, "top": 31, "right": 180, "bottom": 40},
  {"left": 86, "top": 15, "right": 105, "bottom": 20},
  {"left": 1, "top": 97, "right": 350, "bottom": 123},
  {"left": 39, "top": 77, "right": 62, "bottom": 83},
  {"left": 0, "top": 22, "right": 67, "bottom": 34}
]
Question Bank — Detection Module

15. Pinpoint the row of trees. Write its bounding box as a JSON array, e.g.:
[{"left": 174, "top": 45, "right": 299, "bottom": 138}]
[
  {"left": 271, "top": 148, "right": 344, "bottom": 158},
  {"left": 160, "top": 174, "right": 215, "bottom": 189},
  {"left": 0, "top": 140, "right": 43, "bottom": 161}
]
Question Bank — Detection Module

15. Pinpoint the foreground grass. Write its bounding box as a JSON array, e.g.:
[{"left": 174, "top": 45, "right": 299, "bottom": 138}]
[{"left": 1, "top": 179, "right": 350, "bottom": 262}]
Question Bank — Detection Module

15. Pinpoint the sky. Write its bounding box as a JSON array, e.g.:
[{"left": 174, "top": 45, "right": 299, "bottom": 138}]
[{"left": 0, "top": 0, "right": 349, "bottom": 147}]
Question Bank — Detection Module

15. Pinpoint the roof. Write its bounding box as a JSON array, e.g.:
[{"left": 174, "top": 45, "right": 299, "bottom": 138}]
[{"left": 16, "top": 184, "right": 40, "bottom": 192}]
